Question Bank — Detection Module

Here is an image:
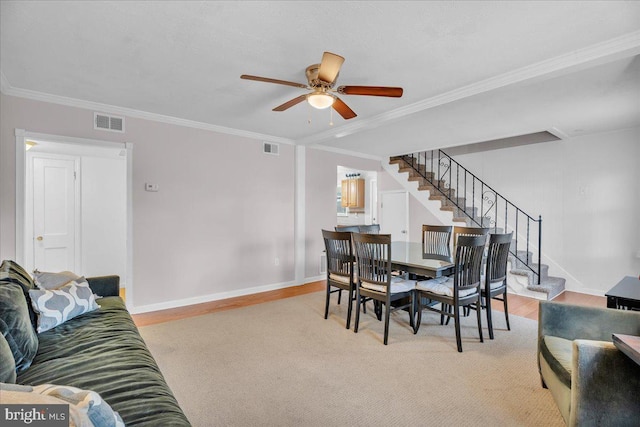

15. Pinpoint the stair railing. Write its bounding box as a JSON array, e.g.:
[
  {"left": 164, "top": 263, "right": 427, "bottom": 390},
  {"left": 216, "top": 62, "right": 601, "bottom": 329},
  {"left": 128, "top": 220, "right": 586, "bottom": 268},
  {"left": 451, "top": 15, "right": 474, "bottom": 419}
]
[{"left": 400, "top": 150, "right": 542, "bottom": 284}]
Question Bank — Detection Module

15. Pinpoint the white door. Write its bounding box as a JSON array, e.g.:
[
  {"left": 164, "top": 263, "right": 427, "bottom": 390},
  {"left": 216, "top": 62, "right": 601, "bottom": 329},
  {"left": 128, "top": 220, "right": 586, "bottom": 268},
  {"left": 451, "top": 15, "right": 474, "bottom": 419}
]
[
  {"left": 32, "top": 157, "right": 79, "bottom": 272},
  {"left": 380, "top": 191, "right": 409, "bottom": 242}
]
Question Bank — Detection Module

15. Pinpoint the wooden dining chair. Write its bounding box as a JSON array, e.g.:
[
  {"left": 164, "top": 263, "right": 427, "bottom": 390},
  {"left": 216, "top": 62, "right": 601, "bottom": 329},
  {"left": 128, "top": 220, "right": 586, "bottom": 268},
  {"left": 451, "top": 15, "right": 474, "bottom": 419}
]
[
  {"left": 358, "top": 224, "right": 380, "bottom": 234},
  {"left": 482, "top": 232, "right": 513, "bottom": 339},
  {"left": 452, "top": 225, "right": 489, "bottom": 313},
  {"left": 322, "top": 230, "right": 357, "bottom": 329},
  {"left": 335, "top": 225, "right": 360, "bottom": 233},
  {"left": 422, "top": 224, "right": 452, "bottom": 258},
  {"left": 414, "top": 234, "right": 487, "bottom": 352},
  {"left": 352, "top": 233, "right": 415, "bottom": 345},
  {"left": 452, "top": 225, "right": 490, "bottom": 247}
]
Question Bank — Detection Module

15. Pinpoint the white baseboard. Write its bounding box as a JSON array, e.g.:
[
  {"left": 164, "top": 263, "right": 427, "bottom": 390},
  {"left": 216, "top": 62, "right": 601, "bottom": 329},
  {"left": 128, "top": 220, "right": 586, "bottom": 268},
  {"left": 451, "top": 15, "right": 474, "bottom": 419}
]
[
  {"left": 129, "top": 280, "right": 299, "bottom": 314},
  {"left": 305, "top": 274, "right": 325, "bottom": 283}
]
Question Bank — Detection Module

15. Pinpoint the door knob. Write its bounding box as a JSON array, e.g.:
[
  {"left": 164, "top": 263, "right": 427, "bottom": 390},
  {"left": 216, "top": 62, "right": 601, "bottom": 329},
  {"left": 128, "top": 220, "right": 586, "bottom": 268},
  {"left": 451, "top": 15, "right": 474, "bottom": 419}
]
[
  {"left": 36, "top": 236, "right": 43, "bottom": 241},
  {"left": 401, "top": 230, "right": 407, "bottom": 234}
]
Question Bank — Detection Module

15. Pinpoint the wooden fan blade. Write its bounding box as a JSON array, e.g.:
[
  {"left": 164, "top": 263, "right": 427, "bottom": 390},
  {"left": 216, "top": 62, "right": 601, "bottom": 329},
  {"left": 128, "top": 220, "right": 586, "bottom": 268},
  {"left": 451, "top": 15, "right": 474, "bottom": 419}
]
[
  {"left": 273, "top": 94, "right": 308, "bottom": 112},
  {"left": 338, "top": 85, "right": 403, "bottom": 97},
  {"left": 241, "top": 74, "right": 308, "bottom": 89},
  {"left": 332, "top": 97, "right": 357, "bottom": 120},
  {"left": 318, "top": 52, "right": 345, "bottom": 84}
]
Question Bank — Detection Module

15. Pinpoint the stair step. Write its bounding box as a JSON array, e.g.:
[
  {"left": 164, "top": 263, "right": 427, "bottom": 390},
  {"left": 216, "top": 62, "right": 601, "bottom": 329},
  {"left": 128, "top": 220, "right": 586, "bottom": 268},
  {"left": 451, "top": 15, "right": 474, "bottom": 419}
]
[
  {"left": 455, "top": 206, "right": 477, "bottom": 217},
  {"left": 441, "top": 197, "right": 466, "bottom": 208},
  {"left": 412, "top": 171, "right": 436, "bottom": 180},
  {"left": 419, "top": 184, "right": 453, "bottom": 196},
  {"left": 527, "top": 276, "right": 565, "bottom": 300},
  {"left": 397, "top": 166, "right": 414, "bottom": 174},
  {"left": 407, "top": 176, "right": 427, "bottom": 184},
  {"left": 398, "top": 167, "right": 436, "bottom": 182},
  {"left": 465, "top": 217, "right": 492, "bottom": 227},
  {"left": 511, "top": 260, "right": 549, "bottom": 279}
]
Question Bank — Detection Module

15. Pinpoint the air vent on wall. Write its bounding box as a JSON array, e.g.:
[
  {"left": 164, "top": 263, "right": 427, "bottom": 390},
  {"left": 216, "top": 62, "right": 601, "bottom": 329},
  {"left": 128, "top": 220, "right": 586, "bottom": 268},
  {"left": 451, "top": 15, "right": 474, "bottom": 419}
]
[
  {"left": 94, "top": 112, "right": 125, "bottom": 133},
  {"left": 263, "top": 142, "right": 279, "bottom": 155}
]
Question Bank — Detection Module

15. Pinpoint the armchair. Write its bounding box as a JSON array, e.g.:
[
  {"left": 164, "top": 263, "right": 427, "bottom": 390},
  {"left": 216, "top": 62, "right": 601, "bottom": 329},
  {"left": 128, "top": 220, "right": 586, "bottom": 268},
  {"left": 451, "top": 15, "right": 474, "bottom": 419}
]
[{"left": 538, "top": 301, "right": 640, "bottom": 426}]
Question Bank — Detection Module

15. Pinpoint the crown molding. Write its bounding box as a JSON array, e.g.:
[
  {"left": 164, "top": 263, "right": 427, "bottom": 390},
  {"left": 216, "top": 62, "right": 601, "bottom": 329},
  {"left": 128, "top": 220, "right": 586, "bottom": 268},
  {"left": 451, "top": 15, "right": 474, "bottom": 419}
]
[
  {"left": 299, "top": 30, "right": 640, "bottom": 145},
  {"left": 0, "top": 80, "right": 295, "bottom": 146},
  {"left": 307, "top": 143, "right": 382, "bottom": 161}
]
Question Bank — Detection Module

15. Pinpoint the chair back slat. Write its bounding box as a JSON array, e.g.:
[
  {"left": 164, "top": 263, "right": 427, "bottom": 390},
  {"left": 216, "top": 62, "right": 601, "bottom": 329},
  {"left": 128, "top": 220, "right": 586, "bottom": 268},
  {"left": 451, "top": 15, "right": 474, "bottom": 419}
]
[
  {"left": 422, "top": 224, "right": 452, "bottom": 257},
  {"left": 453, "top": 234, "right": 487, "bottom": 292},
  {"left": 322, "top": 230, "right": 354, "bottom": 278},
  {"left": 352, "top": 233, "right": 391, "bottom": 287},
  {"left": 453, "top": 226, "right": 490, "bottom": 247},
  {"left": 487, "top": 232, "right": 513, "bottom": 283}
]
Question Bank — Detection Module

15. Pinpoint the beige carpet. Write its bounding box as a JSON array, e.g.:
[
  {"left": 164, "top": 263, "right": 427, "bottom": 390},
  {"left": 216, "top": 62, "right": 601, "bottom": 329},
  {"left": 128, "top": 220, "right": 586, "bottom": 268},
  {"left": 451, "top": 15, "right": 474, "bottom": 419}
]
[{"left": 139, "top": 292, "right": 564, "bottom": 426}]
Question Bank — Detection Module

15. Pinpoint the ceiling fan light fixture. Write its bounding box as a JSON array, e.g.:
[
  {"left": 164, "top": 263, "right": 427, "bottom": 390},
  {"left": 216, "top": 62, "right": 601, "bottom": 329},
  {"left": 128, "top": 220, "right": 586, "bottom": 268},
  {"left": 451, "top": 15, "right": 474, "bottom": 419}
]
[{"left": 307, "top": 92, "right": 335, "bottom": 109}]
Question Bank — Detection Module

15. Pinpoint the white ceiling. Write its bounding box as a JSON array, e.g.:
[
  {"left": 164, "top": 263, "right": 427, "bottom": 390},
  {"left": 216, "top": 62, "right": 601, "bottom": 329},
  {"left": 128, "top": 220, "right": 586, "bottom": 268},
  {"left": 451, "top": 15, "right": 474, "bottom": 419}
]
[{"left": 2, "top": 1, "right": 639, "bottom": 158}]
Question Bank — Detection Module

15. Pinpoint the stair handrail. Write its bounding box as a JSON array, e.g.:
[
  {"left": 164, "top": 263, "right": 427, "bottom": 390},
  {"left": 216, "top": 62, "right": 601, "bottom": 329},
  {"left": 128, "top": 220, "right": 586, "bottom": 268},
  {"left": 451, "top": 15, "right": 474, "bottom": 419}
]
[{"left": 398, "top": 149, "right": 542, "bottom": 284}]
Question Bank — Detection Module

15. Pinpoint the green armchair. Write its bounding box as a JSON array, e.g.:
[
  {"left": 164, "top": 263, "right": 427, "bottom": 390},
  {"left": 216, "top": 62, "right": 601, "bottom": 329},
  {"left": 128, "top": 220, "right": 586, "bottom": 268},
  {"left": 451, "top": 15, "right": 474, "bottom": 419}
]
[{"left": 538, "top": 301, "right": 640, "bottom": 426}]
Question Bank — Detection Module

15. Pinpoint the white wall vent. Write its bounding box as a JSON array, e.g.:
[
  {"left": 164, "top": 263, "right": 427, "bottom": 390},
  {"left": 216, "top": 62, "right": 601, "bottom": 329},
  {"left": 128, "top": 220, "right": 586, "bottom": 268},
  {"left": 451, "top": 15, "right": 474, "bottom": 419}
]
[
  {"left": 319, "top": 253, "right": 327, "bottom": 274},
  {"left": 263, "top": 142, "right": 279, "bottom": 155},
  {"left": 94, "top": 113, "right": 125, "bottom": 133}
]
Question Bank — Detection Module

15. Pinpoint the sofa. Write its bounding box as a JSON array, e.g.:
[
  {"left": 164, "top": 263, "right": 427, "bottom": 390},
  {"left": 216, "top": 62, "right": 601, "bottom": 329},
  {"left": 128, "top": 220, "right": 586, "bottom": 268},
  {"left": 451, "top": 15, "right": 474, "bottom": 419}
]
[
  {"left": 538, "top": 301, "right": 640, "bottom": 426},
  {"left": 0, "top": 260, "right": 190, "bottom": 426}
]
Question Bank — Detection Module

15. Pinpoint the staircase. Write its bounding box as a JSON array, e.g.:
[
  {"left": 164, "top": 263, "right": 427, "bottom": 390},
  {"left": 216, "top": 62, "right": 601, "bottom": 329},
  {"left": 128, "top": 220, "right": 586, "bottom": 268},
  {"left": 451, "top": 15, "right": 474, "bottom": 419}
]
[{"left": 389, "top": 151, "right": 565, "bottom": 300}]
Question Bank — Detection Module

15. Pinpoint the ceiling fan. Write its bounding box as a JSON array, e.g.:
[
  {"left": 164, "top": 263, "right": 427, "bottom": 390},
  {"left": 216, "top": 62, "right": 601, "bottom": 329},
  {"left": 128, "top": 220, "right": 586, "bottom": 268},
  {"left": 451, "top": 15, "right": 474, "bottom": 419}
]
[{"left": 240, "top": 52, "right": 403, "bottom": 120}]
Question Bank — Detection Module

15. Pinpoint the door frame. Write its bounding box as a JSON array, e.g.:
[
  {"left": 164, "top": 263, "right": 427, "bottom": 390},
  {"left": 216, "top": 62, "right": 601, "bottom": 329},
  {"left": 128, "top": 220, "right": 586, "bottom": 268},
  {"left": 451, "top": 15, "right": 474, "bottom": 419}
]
[
  {"left": 26, "top": 152, "right": 82, "bottom": 273},
  {"left": 369, "top": 178, "right": 378, "bottom": 224},
  {"left": 15, "top": 129, "right": 134, "bottom": 307},
  {"left": 379, "top": 190, "right": 409, "bottom": 241}
]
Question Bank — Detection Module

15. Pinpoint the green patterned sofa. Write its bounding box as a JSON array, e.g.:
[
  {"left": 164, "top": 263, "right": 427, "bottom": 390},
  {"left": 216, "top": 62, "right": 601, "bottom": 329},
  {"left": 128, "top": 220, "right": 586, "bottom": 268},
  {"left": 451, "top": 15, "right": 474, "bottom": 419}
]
[
  {"left": 538, "top": 301, "right": 640, "bottom": 426},
  {"left": 0, "top": 260, "right": 190, "bottom": 426}
]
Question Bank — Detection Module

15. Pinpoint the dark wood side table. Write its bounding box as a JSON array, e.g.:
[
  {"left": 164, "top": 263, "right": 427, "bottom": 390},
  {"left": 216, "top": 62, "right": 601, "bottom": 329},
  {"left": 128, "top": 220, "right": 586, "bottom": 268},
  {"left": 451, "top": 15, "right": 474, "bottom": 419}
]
[
  {"left": 605, "top": 276, "right": 640, "bottom": 310},
  {"left": 612, "top": 334, "right": 640, "bottom": 366}
]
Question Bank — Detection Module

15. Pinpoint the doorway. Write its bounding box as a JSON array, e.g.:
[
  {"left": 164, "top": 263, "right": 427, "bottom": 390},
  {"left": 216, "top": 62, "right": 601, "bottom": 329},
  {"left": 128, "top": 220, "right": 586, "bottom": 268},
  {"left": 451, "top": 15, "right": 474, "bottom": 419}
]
[
  {"left": 380, "top": 191, "right": 409, "bottom": 242},
  {"left": 27, "top": 154, "right": 81, "bottom": 272},
  {"left": 15, "top": 130, "right": 132, "bottom": 303},
  {"left": 336, "top": 166, "right": 378, "bottom": 226}
]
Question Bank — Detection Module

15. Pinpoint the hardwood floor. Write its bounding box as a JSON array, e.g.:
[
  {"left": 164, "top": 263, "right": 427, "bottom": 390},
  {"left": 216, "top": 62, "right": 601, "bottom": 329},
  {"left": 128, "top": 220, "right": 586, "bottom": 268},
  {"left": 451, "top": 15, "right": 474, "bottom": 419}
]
[
  {"left": 131, "top": 281, "right": 325, "bottom": 327},
  {"left": 493, "top": 290, "right": 606, "bottom": 321},
  {"left": 132, "top": 281, "right": 606, "bottom": 327}
]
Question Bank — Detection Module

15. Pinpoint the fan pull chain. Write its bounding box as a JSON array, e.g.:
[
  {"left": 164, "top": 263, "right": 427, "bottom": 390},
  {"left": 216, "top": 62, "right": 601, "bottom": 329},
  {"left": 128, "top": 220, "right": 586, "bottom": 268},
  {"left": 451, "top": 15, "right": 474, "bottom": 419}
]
[
  {"left": 308, "top": 103, "right": 312, "bottom": 125},
  {"left": 329, "top": 107, "right": 334, "bottom": 126}
]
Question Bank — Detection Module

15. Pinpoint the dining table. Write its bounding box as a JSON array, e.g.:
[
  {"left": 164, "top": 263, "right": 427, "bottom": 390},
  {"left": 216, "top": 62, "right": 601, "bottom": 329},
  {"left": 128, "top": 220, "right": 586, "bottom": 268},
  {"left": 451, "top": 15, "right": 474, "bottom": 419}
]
[
  {"left": 388, "top": 241, "right": 455, "bottom": 316},
  {"left": 390, "top": 241, "right": 455, "bottom": 279}
]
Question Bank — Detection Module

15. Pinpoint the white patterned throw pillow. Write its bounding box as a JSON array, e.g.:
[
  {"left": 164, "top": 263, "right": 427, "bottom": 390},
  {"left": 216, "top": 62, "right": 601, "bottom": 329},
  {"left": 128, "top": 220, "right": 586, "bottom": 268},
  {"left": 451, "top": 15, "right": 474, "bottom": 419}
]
[
  {"left": 33, "top": 384, "right": 125, "bottom": 427},
  {"left": 1, "top": 382, "right": 124, "bottom": 427},
  {"left": 28, "top": 279, "right": 99, "bottom": 333}
]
